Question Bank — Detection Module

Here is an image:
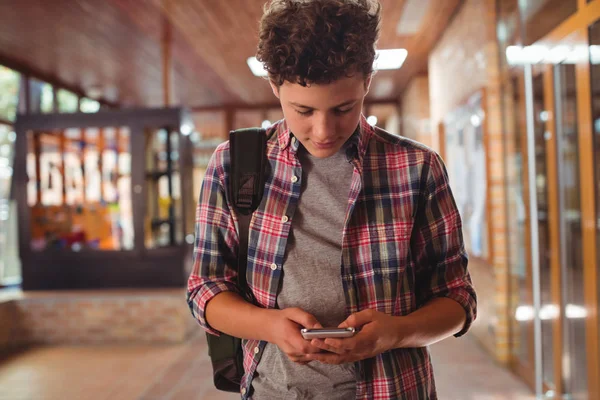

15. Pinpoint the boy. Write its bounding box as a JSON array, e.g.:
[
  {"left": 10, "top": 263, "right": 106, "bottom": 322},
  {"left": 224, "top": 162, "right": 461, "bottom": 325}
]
[{"left": 187, "top": 1, "right": 477, "bottom": 398}]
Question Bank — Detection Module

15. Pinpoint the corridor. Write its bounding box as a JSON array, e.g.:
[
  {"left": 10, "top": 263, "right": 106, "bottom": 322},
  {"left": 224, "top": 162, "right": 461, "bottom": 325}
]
[{"left": 0, "top": 331, "right": 533, "bottom": 400}]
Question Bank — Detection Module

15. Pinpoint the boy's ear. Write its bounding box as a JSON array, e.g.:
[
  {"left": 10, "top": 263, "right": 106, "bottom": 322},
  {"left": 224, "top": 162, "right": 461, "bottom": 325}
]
[
  {"left": 364, "top": 75, "right": 372, "bottom": 95},
  {"left": 269, "top": 80, "right": 280, "bottom": 99}
]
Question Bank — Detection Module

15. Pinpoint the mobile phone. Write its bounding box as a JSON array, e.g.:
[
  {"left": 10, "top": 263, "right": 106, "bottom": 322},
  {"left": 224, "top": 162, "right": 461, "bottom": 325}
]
[{"left": 300, "top": 327, "right": 356, "bottom": 339}]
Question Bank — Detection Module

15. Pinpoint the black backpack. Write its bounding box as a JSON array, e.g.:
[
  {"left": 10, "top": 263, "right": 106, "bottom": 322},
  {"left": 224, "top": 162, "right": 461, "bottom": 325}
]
[{"left": 206, "top": 127, "right": 268, "bottom": 392}]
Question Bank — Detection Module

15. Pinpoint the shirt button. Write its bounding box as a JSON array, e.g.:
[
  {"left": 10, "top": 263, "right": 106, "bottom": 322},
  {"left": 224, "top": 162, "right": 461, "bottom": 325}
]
[
  {"left": 241, "top": 387, "right": 247, "bottom": 395},
  {"left": 282, "top": 215, "right": 289, "bottom": 223},
  {"left": 254, "top": 346, "right": 260, "bottom": 354},
  {"left": 270, "top": 263, "right": 278, "bottom": 271},
  {"left": 291, "top": 175, "right": 298, "bottom": 183}
]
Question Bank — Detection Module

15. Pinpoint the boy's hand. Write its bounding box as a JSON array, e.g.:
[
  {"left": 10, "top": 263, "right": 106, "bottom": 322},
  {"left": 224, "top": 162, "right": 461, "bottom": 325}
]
[
  {"left": 267, "top": 307, "right": 324, "bottom": 364},
  {"left": 305, "top": 309, "right": 404, "bottom": 364}
]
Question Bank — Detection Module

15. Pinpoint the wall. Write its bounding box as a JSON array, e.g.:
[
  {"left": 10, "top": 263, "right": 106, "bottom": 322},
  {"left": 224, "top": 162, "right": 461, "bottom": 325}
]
[
  {"left": 400, "top": 75, "right": 432, "bottom": 147},
  {"left": 0, "top": 289, "right": 196, "bottom": 353},
  {"left": 428, "top": 0, "right": 510, "bottom": 364}
]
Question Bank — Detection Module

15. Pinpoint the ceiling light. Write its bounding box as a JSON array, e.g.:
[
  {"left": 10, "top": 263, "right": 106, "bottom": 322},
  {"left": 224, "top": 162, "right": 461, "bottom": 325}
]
[
  {"left": 247, "top": 57, "right": 268, "bottom": 77},
  {"left": 261, "top": 120, "right": 272, "bottom": 129},
  {"left": 247, "top": 48, "right": 408, "bottom": 77},
  {"left": 565, "top": 304, "right": 587, "bottom": 319},
  {"left": 374, "top": 49, "right": 408, "bottom": 70},
  {"left": 515, "top": 305, "right": 534, "bottom": 321}
]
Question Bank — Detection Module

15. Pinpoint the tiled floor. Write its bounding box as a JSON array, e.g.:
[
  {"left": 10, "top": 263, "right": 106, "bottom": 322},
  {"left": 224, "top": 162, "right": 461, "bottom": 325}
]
[{"left": 0, "top": 332, "right": 534, "bottom": 400}]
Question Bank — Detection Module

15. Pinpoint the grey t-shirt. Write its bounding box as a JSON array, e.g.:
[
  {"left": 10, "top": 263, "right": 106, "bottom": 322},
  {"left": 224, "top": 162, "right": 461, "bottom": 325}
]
[{"left": 251, "top": 143, "right": 357, "bottom": 399}]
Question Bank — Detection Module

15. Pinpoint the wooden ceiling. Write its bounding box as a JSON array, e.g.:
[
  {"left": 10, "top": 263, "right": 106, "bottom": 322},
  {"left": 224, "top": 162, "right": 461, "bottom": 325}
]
[{"left": 0, "top": 0, "right": 462, "bottom": 109}]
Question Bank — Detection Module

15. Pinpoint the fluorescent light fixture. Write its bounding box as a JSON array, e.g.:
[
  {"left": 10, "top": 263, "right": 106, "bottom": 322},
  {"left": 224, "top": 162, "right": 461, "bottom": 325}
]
[
  {"left": 247, "top": 48, "right": 408, "bottom": 77},
  {"left": 374, "top": 49, "right": 408, "bottom": 70},
  {"left": 546, "top": 45, "right": 570, "bottom": 64},
  {"left": 539, "top": 304, "right": 559, "bottom": 320},
  {"left": 565, "top": 304, "right": 587, "bottom": 319},
  {"left": 515, "top": 305, "right": 534, "bottom": 321},
  {"left": 507, "top": 44, "right": 596, "bottom": 65},
  {"left": 247, "top": 57, "right": 269, "bottom": 77},
  {"left": 563, "top": 45, "right": 588, "bottom": 64}
]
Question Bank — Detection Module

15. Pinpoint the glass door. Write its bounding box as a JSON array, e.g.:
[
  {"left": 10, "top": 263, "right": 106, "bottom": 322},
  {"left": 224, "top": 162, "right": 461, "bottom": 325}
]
[
  {"left": 499, "top": 2, "right": 600, "bottom": 398},
  {"left": 553, "top": 61, "right": 587, "bottom": 400}
]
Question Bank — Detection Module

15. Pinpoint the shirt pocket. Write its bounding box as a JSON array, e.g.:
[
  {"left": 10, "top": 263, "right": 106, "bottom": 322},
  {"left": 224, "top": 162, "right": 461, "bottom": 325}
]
[{"left": 366, "top": 222, "right": 411, "bottom": 277}]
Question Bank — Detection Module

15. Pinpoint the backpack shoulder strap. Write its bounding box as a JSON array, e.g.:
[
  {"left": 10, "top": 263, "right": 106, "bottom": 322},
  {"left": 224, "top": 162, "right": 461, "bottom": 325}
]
[{"left": 228, "top": 128, "right": 268, "bottom": 298}]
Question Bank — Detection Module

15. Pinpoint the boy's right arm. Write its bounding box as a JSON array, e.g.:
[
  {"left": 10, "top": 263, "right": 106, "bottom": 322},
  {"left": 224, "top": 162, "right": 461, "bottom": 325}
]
[
  {"left": 206, "top": 292, "right": 324, "bottom": 363},
  {"left": 186, "top": 145, "right": 322, "bottom": 363}
]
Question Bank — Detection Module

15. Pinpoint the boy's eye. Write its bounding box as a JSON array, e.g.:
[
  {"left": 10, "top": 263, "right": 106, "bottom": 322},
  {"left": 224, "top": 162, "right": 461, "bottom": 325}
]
[
  {"left": 294, "top": 106, "right": 353, "bottom": 116},
  {"left": 335, "top": 107, "right": 353, "bottom": 114}
]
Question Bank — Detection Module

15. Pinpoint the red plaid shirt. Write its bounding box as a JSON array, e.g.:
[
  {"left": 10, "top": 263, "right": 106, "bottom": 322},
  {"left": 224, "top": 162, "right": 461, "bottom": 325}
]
[{"left": 187, "top": 115, "right": 477, "bottom": 399}]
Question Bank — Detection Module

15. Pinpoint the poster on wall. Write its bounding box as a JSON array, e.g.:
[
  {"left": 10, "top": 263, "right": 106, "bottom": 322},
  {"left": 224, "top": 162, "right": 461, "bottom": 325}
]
[{"left": 443, "top": 91, "right": 488, "bottom": 260}]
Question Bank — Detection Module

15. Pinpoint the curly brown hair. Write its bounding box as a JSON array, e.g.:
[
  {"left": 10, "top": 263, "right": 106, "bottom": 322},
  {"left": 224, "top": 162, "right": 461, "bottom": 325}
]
[{"left": 256, "top": 0, "right": 381, "bottom": 87}]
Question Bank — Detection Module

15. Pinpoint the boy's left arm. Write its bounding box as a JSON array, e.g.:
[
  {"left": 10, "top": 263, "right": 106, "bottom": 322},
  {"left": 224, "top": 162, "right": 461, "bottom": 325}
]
[{"left": 308, "top": 152, "right": 477, "bottom": 364}]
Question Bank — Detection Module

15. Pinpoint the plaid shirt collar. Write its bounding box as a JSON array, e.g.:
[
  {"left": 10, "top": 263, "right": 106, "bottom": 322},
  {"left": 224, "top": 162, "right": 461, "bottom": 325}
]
[{"left": 276, "top": 114, "right": 373, "bottom": 170}]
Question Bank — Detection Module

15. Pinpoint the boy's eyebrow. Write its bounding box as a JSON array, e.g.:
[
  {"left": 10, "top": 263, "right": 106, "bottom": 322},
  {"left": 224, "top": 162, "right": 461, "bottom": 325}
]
[{"left": 289, "top": 99, "right": 357, "bottom": 109}]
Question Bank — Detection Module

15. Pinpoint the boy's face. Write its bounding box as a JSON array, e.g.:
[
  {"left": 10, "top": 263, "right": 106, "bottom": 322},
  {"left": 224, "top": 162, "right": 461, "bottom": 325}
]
[{"left": 270, "top": 75, "right": 371, "bottom": 158}]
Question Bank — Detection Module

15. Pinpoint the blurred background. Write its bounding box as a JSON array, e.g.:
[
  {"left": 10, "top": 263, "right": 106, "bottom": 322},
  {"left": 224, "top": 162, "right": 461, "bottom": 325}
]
[{"left": 0, "top": 0, "right": 598, "bottom": 399}]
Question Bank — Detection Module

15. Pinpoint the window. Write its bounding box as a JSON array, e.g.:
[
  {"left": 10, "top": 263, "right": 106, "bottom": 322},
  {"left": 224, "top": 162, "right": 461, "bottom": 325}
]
[
  {"left": 80, "top": 98, "right": 101, "bottom": 113},
  {"left": 0, "top": 66, "right": 20, "bottom": 122},
  {"left": 145, "top": 128, "right": 183, "bottom": 248},
  {"left": 29, "top": 78, "right": 54, "bottom": 113},
  {"left": 26, "top": 128, "right": 134, "bottom": 251},
  {"left": 56, "top": 89, "right": 79, "bottom": 113}
]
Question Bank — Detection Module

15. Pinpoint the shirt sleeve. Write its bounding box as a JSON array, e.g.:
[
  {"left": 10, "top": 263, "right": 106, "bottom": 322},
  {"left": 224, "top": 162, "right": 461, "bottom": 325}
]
[
  {"left": 412, "top": 151, "right": 477, "bottom": 337},
  {"left": 186, "top": 143, "right": 241, "bottom": 336}
]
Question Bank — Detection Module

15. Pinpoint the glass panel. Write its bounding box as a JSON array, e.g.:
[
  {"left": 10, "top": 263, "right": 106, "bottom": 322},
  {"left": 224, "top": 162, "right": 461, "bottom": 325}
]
[
  {"left": 26, "top": 128, "right": 134, "bottom": 251},
  {"left": 29, "top": 79, "right": 54, "bottom": 113},
  {"left": 443, "top": 93, "right": 489, "bottom": 260},
  {"left": 555, "top": 63, "right": 587, "bottom": 399},
  {"left": 145, "top": 128, "right": 183, "bottom": 248},
  {"left": 191, "top": 111, "right": 226, "bottom": 204},
  {"left": 0, "top": 66, "right": 20, "bottom": 122},
  {"left": 591, "top": 20, "right": 600, "bottom": 388},
  {"left": 497, "top": 0, "right": 534, "bottom": 373},
  {"left": 0, "top": 124, "right": 20, "bottom": 283},
  {"left": 521, "top": 0, "right": 577, "bottom": 46},
  {"left": 80, "top": 98, "right": 100, "bottom": 113},
  {"left": 532, "top": 73, "right": 555, "bottom": 389},
  {"left": 56, "top": 89, "right": 78, "bottom": 113},
  {"left": 504, "top": 71, "right": 534, "bottom": 368}
]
